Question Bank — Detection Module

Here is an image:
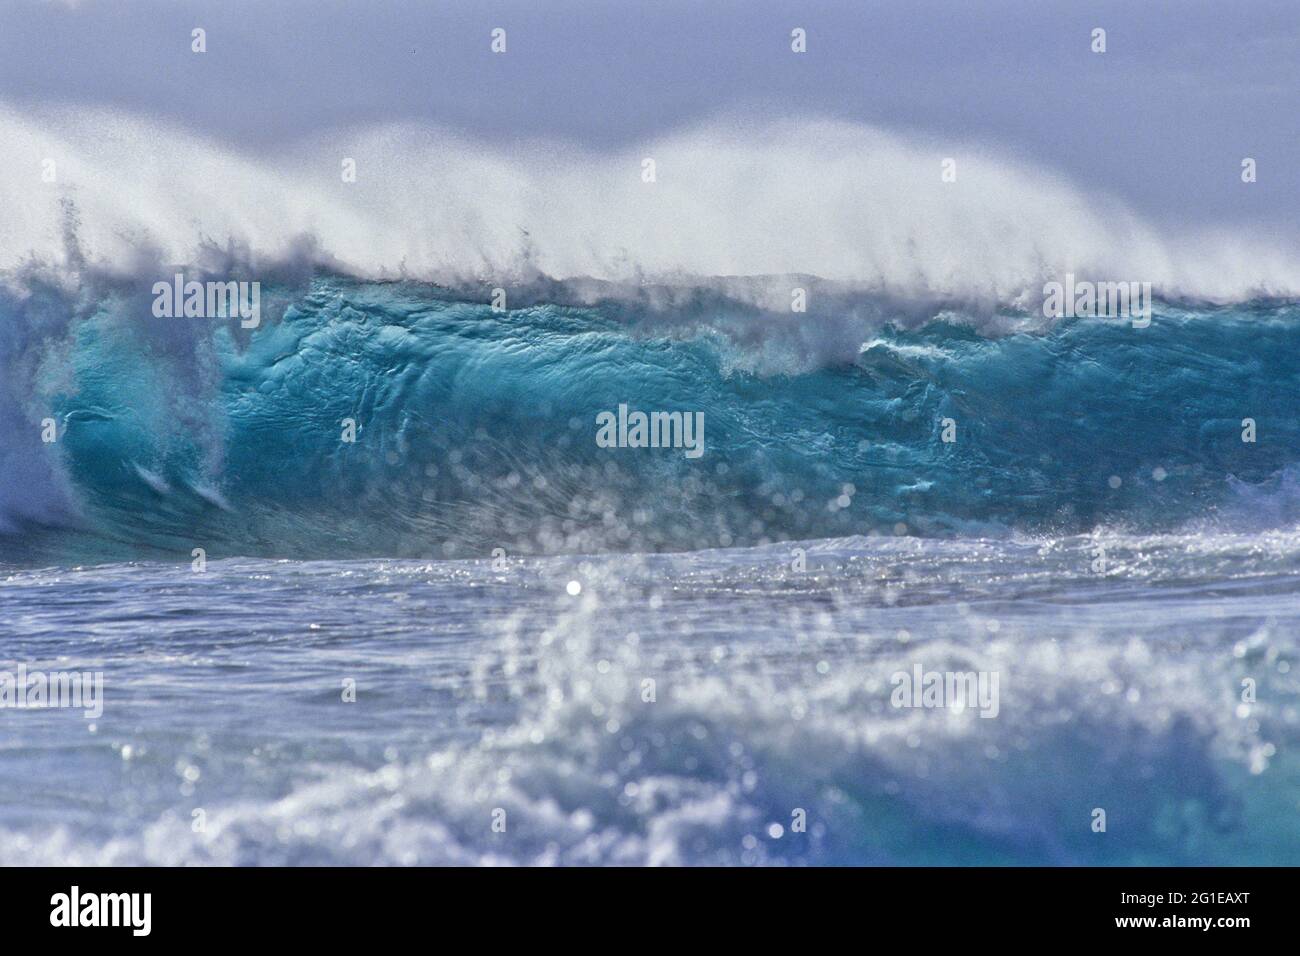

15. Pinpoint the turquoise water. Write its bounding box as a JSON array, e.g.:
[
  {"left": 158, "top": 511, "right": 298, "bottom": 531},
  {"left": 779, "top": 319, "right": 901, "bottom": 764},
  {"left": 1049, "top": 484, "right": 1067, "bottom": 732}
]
[{"left": 4, "top": 279, "right": 1299, "bottom": 558}]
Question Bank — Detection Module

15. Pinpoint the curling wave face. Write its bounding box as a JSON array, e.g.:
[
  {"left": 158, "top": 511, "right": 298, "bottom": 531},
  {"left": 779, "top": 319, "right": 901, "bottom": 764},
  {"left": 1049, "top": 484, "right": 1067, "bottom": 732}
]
[{"left": 1, "top": 273, "right": 1299, "bottom": 560}]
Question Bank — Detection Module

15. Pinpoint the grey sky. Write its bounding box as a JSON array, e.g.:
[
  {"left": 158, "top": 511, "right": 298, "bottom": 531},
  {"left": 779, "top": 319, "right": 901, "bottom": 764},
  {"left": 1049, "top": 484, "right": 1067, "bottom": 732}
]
[{"left": 3, "top": 0, "right": 1297, "bottom": 232}]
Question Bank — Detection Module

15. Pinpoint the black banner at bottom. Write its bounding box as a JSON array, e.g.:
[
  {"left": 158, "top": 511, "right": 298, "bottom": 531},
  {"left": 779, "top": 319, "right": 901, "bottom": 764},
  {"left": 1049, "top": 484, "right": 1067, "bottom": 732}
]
[{"left": 0, "top": 866, "right": 1285, "bottom": 942}]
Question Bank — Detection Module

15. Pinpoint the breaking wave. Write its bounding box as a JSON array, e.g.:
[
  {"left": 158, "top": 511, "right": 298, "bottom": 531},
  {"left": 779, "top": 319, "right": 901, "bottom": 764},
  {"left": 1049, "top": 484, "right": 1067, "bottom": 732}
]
[
  {"left": 3, "top": 105, "right": 1299, "bottom": 559},
  {"left": 2, "top": 271, "right": 1298, "bottom": 560}
]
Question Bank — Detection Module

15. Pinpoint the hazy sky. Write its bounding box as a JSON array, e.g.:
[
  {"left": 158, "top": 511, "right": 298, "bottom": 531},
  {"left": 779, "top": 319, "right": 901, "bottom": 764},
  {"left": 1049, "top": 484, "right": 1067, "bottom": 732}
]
[{"left": 3, "top": 0, "right": 1297, "bottom": 231}]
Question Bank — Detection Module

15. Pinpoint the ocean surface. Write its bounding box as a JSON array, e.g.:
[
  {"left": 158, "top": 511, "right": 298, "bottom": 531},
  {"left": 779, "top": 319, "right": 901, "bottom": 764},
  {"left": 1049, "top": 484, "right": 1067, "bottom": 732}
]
[
  {"left": 1, "top": 533, "right": 1298, "bottom": 865},
  {"left": 3, "top": 106, "right": 1300, "bottom": 866},
  {"left": 1, "top": 276, "right": 1298, "bottom": 864}
]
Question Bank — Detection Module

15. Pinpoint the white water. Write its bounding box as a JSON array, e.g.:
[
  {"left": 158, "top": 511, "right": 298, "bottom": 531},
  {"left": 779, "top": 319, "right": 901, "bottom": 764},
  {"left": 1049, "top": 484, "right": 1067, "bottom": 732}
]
[
  {"left": 4, "top": 103, "right": 1300, "bottom": 304},
  {"left": 0, "top": 532, "right": 1295, "bottom": 865}
]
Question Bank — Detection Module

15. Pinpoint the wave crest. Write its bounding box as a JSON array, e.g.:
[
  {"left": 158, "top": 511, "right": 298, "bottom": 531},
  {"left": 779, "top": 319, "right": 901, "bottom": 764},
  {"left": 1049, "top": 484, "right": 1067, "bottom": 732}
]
[{"left": 4, "top": 103, "right": 1300, "bottom": 302}]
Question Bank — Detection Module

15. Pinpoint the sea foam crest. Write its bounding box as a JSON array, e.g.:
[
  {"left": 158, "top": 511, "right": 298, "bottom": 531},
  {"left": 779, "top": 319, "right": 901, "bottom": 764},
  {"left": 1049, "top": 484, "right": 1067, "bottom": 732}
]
[{"left": 3, "top": 103, "right": 1300, "bottom": 304}]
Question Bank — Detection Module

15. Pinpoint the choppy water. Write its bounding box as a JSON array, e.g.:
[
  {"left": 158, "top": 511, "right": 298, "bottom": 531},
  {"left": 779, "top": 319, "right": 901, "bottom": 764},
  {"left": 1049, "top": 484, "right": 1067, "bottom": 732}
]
[
  {"left": 2, "top": 530, "right": 1296, "bottom": 865},
  {"left": 3, "top": 98, "right": 1300, "bottom": 868}
]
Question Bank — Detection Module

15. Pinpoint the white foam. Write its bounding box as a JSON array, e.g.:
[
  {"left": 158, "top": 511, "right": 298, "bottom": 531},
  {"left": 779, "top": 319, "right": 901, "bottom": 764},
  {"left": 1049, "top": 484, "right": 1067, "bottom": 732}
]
[{"left": 3, "top": 103, "right": 1299, "bottom": 303}]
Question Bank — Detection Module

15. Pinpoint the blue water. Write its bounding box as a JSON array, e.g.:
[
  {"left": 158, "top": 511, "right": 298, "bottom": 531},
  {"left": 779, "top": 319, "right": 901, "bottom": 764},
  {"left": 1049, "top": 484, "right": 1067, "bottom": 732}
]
[{"left": 1, "top": 277, "right": 1298, "bottom": 864}]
